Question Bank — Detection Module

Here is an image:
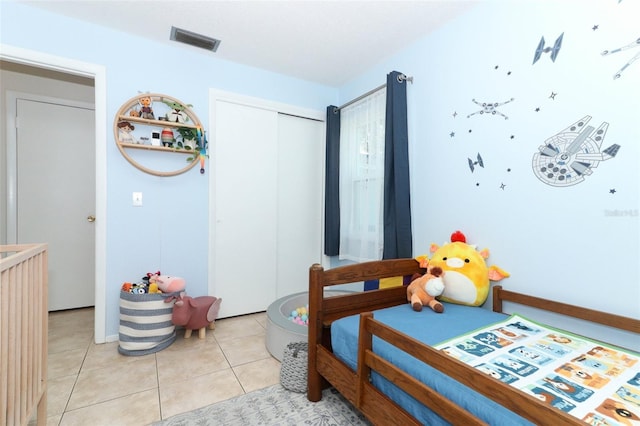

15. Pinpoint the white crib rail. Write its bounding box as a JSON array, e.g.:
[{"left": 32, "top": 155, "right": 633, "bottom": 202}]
[{"left": 1, "top": 244, "right": 48, "bottom": 426}]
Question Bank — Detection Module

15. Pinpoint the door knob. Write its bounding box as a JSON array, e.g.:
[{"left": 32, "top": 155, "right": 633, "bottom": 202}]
[{"left": 87, "top": 215, "right": 96, "bottom": 222}]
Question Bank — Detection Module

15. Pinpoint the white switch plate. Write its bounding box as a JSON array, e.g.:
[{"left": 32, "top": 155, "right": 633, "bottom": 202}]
[{"left": 132, "top": 192, "right": 143, "bottom": 206}]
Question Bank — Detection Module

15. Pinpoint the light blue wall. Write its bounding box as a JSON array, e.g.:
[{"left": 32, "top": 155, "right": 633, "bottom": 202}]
[
  {"left": 2, "top": 1, "right": 638, "bottom": 348},
  {"left": 1, "top": 2, "right": 337, "bottom": 339},
  {"left": 339, "top": 0, "right": 639, "bottom": 349}
]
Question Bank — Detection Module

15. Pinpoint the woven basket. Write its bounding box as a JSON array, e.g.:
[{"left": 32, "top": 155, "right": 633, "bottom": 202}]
[
  {"left": 280, "top": 341, "right": 308, "bottom": 393},
  {"left": 118, "top": 291, "right": 178, "bottom": 356}
]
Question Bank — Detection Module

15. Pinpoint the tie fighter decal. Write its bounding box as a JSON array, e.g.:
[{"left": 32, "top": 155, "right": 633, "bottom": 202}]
[
  {"left": 468, "top": 153, "right": 484, "bottom": 173},
  {"left": 533, "top": 33, "right": 564, "bottom": 64}
]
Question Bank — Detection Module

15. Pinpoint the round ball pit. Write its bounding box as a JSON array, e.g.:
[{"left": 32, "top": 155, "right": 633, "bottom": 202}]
[{"left": 266, "top": 290, "right": 351, "bottom": 361}]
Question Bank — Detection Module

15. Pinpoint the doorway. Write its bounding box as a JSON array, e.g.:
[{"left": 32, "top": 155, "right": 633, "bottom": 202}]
[
  {"left": 10, "top": 94, "right": 95, "bottom": 310},
  {"left": 1, "top": 46, "right": 108, "bottom": 343}
]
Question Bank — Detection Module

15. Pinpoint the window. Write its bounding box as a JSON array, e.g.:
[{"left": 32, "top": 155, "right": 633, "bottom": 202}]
[{"left": 339, "top": 88, "right": 386, "bottom": 262}]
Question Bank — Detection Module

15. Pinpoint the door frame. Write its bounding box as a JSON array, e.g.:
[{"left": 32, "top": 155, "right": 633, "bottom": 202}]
[{"left": 1, "top": 44, "right": 108, "bottom": 343}]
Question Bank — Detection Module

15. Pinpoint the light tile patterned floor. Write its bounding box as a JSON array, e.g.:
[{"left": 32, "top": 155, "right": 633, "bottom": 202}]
[{"left": 35, "top": 308, "right": 281, "bottom": 425}]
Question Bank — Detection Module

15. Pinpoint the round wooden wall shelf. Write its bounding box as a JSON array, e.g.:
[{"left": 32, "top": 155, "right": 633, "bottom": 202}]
[{"left": 113, "top": 93, "right": 204, "bottom": 177}]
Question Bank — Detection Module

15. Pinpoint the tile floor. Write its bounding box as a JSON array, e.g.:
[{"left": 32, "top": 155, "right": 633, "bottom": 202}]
[{"left": 35, "top": 308, "right": 281, "bottom": 425}]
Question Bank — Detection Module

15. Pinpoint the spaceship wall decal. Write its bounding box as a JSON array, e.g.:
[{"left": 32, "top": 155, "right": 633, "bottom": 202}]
[
  {"left": 533, "top": 33, "right": 564, "bottom": 64},
  {"left": 532, "top": 116, "right": 620, "bottom": 187},
  {"left": 467, "top": 98, "right": 515, "bottom": 120},
  {"left": 468, "top": 153, "right": 484, "bottom": 172},
  {"left": 601, "top": 37, "right": 640, "bottom": 79}
]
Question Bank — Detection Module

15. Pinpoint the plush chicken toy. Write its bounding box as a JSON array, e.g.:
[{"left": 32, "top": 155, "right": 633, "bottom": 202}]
[
  {"left": 416, "top": 230, "right": 510, "bottom": 307},
  {"left": 406, "top": 266, "right": 446, "bottom": 313}
]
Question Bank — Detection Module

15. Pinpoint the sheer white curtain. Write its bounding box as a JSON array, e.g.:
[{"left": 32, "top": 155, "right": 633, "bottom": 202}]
[{"left": 339, "top": 88, "right": 386, "bottom": 262}]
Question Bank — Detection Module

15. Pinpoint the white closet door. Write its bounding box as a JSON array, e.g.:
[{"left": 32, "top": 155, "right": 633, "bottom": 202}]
[
  {"left": 212, "top": 96, "right": 325, "bottom": 318},
  {"left": 276, "top": 113, "right": 324, "bottom": 297},
  {"left": 213, "top": 101, "right": 279, "bottom": 317}
]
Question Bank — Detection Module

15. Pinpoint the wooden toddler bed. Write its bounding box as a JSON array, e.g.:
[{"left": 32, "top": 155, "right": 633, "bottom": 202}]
[{"left": 307, "top": 258, "right": 640, "bottom": 425}]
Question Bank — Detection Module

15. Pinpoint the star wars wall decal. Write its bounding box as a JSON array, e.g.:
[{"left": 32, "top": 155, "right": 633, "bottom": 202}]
[
  {"left": 533, "top": 33, "right": 564, "bottom": 64},
  {"left": 468, "top": 153, "right": 484, "bottom": 173},
  {"left": 531, "top": 116, "right": 620, "bottom": 187},
  {"left": 443, "top": 0, "right": 633, "bottom": 194},
  {"left": 494, "top": 65, "right": 513, "bottom": 76},
  {"left": 467, "top": 98, "right": 515, "bottom": 120},
  {"left": 601, "top": 37, "right": 640, "bottom": 79}
]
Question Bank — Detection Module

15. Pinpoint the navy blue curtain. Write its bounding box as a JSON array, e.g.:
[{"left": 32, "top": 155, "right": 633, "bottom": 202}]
[
  {"left": 382, "top": 71, "right": 413, "bottom": 259},
  {"left": 324, "top": 106, "right": 341, "bottom": 256}
]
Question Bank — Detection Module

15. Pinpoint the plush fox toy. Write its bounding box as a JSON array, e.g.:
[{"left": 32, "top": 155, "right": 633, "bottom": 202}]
[{"left": 406, "top": 266, "right": 446, "bottom": 313}]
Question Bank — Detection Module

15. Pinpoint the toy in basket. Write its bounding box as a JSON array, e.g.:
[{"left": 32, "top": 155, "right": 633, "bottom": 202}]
[{"left": 120, "top": 272, "right": 186, "bottom": 295}]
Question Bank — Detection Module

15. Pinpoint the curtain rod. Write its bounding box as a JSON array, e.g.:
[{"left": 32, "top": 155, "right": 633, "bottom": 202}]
[{"left": 334, "top": 74, "right": 413, "bottom": 113}]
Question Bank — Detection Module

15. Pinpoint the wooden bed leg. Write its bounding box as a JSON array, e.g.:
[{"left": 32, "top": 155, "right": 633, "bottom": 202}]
[
  {"left": 36, "top": 389, "right": 47, "bottom": 426},
  {"left": 356, "top": 312, "right": 374, "bottom": 407},
  {"left": 307, "top": 347, "right": 322, "bottom": 402},
  {"left": 492, "top": 285, "right": 503, "bottom": 313},
  {"left": 308, "top": 263, "right": 324, "bottom": 402}
]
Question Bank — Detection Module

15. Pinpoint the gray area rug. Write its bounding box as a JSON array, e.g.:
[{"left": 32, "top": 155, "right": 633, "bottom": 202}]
[{"left": 154, "top": 385, "right": 371, "bottom": 426}]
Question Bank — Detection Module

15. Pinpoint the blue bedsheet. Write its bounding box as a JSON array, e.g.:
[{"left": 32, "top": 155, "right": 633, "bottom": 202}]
[{"left": 331, "top": 302, "right": 534, "bottom": 425}]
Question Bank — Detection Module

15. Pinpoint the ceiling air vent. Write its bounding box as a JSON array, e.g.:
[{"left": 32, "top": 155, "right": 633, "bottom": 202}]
[{"left": 170, "top": 26, "right": 221, "bottom": 52}]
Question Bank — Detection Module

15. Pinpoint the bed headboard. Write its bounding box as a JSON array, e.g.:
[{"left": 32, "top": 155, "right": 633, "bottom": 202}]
[{"left": 309, "top": 259, "right": 425, "bottom": 324}]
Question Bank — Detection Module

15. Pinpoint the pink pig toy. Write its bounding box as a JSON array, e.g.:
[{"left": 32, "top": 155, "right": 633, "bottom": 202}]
[
  {"left": 166, "top": 292, "right": 222, "bottom": 339},
  {"left": 151, "top": 275, "right": 186, "bottom": 293}
]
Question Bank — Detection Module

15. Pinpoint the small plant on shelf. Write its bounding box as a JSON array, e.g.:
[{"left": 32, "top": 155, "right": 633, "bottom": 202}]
[{"left": 175, "top": 127, "right": 199, "bottom": 150}]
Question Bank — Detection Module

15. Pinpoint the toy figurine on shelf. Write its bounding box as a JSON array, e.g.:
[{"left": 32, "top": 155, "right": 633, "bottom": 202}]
[
  {"left": 162, "top": 98, "right": 192, "bottom": 123},
  {"left": 138, "top": 95, "right": 155, "bottom": 119},
  {"left": 117, "top": 121, "right": 139, "bottom": 144},
  {"left": 161, "top": 128, "right": 175, "bottom": 147}
]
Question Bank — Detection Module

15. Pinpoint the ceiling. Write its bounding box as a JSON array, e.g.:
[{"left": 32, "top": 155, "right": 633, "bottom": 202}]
[{"left": 18, "top": 0, "right": 478, "bottom": 86}]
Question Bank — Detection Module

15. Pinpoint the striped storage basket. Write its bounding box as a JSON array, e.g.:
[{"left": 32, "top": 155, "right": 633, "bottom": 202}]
[{"left": 118, "top": 291, "right": 178, "bottom": 356}]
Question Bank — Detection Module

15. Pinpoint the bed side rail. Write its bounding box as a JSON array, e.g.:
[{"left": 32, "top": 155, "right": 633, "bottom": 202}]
[
  {"left": 358, "top": 312, "right": 584, "bottom": 426},
  {"left": 493, "top": 285, "right": 640, "bottom": 333}
]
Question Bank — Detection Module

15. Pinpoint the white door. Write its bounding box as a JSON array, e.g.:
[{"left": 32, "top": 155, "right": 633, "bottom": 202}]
[
  {"left": 212, "top": 99, "right": 324, "bottom": 317},
  {"left": 16, "top": 98, "right": 95, "bottom": 311},
  {"left": 276, "top": 113, "right": 324, "bottom": 297},
  {"left": 213, "top": 101, "right": 279, "bottom": 317}
]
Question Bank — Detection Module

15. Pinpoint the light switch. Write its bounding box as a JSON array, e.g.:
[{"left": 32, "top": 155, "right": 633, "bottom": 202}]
[{"left": 133, "top": 192, "right": 143, "bottom": 206}]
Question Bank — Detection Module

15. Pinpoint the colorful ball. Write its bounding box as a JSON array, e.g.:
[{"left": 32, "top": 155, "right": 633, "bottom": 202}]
[{"left": 287, "top": 305, "right": 310, "bottom": 326}]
